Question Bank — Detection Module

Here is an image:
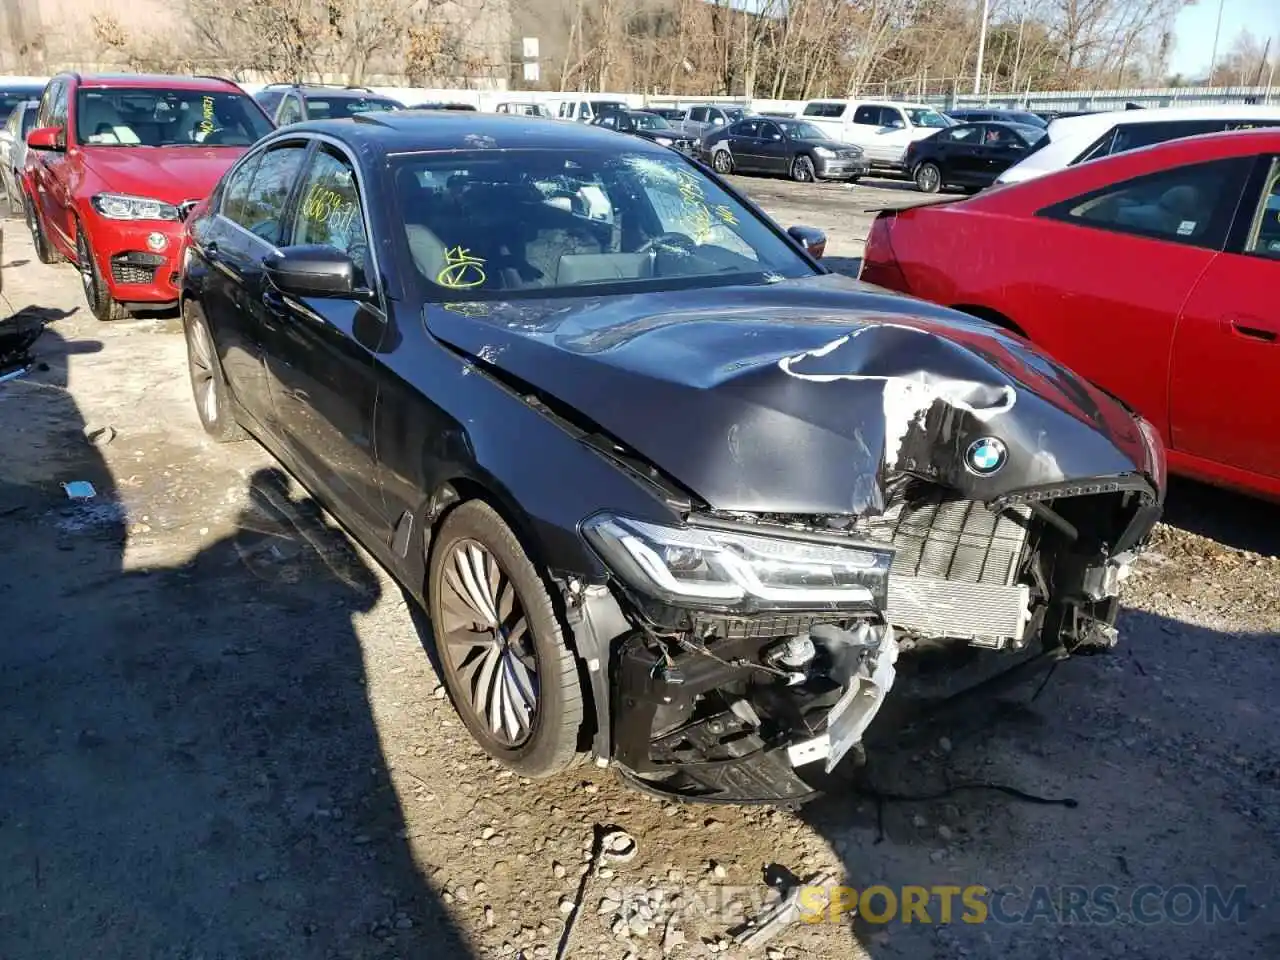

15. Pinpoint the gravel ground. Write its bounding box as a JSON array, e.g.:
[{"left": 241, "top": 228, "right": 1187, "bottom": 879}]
[{"left": 1, "top": 174, "right": 1278, "bottom": 960}]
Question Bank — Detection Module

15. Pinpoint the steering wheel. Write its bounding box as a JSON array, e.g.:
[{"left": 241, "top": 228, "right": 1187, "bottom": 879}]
[
  {"left": 637, "top": 231, "right": 698, "bottom": 256},
  {"left": 200, "top": 127, "right": 234, "bottom": 145}
]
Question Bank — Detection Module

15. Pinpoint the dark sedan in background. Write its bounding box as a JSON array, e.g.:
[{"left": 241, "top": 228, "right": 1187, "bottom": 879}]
[
  {"left": 946, "top": 107, "right": 1047, "bottom": 128},
  {"left": 701, "top": 117, "right": 869, "bottom": 182},
  {"left": 590, "top": 109, "right": 695, "bottom": 153},
  {"left": 905, "top": 120, "right": 1046, "bottom": 193}
]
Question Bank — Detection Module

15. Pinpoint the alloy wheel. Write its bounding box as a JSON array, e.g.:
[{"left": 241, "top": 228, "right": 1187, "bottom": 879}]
[
  {"left": 916, "top": 163, "right": 941, "bottom": 193},
  {"left": 793, "top": 156, "right": 814, "bottom": 182},
  {"left": 713, "top": 151, "right": 732, "bottom": 174},
  {"left": 438, "top": 540, "right": 539, "bottom": 746},
  {"left": 187, "top": 314, "right": 220, "bottom": 426}
]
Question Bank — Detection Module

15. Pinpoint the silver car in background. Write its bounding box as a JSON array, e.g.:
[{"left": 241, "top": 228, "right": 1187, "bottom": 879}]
[{"left": 0, "top": 100, "right": 38, "bottom": 213}]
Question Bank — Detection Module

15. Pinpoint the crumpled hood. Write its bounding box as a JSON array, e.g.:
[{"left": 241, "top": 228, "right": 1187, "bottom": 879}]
[
  {"left": 424, "top": 274, "right": 1155, "bottom": 515},
  {"left": 79, "top": 146, "right": 247, "bottom": 204}
]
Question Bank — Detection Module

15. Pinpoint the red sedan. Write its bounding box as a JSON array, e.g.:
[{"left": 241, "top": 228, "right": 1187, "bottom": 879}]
[{"left": 861, "top": 128, "right": 1280, "bottom": 500}]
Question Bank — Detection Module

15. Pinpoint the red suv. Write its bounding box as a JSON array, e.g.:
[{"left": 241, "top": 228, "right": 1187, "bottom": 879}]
[{"left": 23, "top": 73, "right": 274, "bottom": 320}]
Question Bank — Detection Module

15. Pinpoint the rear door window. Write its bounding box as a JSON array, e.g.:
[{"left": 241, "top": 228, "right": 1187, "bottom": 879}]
[
  {"left": 804, "top": 102, "right": 845, "bottom": 119},
  {"left": 853, "top": 105, "right": 883, "bottom": 126},
  {"left": 232, "top": 143, "right": 310, "bottom": 246},
  {"left": 1039, "top": 157, "right": 1251, "bottom": 250}
]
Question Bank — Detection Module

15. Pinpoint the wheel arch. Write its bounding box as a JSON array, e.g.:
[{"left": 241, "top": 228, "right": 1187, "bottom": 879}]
[
  {"left": 419, "top": 472, "right": 602, "bottom": 757},
  {"left": 953, "top": 303, "right": 1029, "bottom": 339}
]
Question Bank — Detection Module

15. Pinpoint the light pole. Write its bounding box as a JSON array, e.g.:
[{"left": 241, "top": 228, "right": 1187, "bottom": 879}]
[
  {"left": 974, "top": 0, "right": 992, "bottom": 96},
  {"left": 1207, "top": 0, "right": 1226, "bottom": 83}
]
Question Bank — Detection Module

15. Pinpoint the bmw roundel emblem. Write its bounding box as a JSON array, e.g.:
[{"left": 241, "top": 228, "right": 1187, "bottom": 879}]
[{"left": 965, "top": 437, "right": 1008, "bottom": 476}]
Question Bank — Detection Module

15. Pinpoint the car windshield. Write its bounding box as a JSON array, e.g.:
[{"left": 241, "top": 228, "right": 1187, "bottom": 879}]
[
  {"left": 777, "top": 120, "right": 828, "bottom": 140},
  {"left": 724, "top": 108, "right": 746, "bottom": 122},
  {"left": 307, "top": 96, "right": 401, "bottom": 119},
  {"left": 632, "top": 113, "right": 672, "bottom": 130},
  {"left": 395, "top": 148, "right": 816, "bottom": 299},
  {"left": 75, "top": 88, "right": 273, "bottom": 147},
  {"left": 906, "top": 108, "right": 952, "bottom": 128}
]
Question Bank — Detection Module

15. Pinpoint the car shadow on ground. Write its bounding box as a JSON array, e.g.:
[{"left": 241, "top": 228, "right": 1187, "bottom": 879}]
[
  {"left": 1162, "top": 477, "right": 1280, "bottom": 558},
  {"left": 795, "top": 604, "right": 1279, "bottom": 957},
  {"left": 0, "top": 327, "right": 470, "bottom": 958}
]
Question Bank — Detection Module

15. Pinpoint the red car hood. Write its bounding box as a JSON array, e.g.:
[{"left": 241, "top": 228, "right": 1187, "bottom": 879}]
[{"left": 78, "top": 146, "right": 246, "bottom": 204}]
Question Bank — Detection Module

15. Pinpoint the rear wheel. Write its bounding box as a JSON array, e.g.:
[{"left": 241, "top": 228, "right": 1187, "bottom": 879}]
[
  {"left": 183, "top": 304, "right": 245, "bottom": 442},
  {"left": 25, "top": 194, "right": 57, "bottom": 264},
  {"left": 791, "top": 154, "right": 816, "bottom": 182},
  {"left": 429, "top": 500, "right": 585, "bottom": 777},
  {"left": 77, "top": 226, "right": 128, "bottom": 321},
  {"left": 915, "top": 162, "right": 942, "bottom": 194}
]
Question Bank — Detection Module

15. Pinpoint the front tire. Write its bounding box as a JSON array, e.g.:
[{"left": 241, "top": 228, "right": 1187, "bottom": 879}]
[
  {"left": 429, "top": 500, "right": 585, "bottom": 778},
  {"left": 77, "top": 225, "right": 128, "bottom": 321},
  {"left": 712, "top": 149, "right": 733, "bottom": 174},
  {"left": 25, "top": 194, "right": 57, "bottom": 264},
  {"left": 183, "top": 304, "right": 245, "bottom": 442},
  {"left": 915, "top": 162, "right": 942, "bottom": 194},
  {"left": 791, "top": 154, "right": 816, "bottom": 182}
]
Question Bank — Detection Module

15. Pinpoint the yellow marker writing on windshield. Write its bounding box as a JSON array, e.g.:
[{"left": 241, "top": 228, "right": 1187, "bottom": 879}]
[{"left": 437, "top": 246, "right": 487, "bottom": 289}]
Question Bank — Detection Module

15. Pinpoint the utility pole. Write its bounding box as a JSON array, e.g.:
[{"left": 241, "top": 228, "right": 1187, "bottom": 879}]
[
  {"left": 1254, "top": 36, "right": 1272, "bottom": 87},
  {"left": 973, "top": 0, "right": 992, "bottom": 96},
  {"left": 1207, "top": 0, "right": 1226, "bottom": 83}
]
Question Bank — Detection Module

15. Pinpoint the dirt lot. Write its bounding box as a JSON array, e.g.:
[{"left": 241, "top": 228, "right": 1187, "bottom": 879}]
[{"left": 2, "top": 173, "right": 1278, "bottom": 960}]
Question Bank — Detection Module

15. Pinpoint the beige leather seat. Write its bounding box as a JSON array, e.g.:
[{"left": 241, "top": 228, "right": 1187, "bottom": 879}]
[
  {"left": 405, "top": 224, "right": 448, "bottom": 286},
  {"left": 78, "top": 98, "right": 139, "bottom": 144}
]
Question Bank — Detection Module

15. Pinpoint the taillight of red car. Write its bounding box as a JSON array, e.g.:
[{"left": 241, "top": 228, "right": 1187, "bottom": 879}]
[{"left": 859, "top": 214, "right": 911, "bottom": 293}]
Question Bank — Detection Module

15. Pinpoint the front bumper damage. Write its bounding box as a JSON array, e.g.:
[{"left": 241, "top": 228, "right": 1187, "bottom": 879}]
[{"left": 566, "top": 475, "right": 1160, "bottom": 806}]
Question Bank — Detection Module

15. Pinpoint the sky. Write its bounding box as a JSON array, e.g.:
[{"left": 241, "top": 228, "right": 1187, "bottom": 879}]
[{"left": 1170, "top": 0, "right": 1280, "bottom": 79}]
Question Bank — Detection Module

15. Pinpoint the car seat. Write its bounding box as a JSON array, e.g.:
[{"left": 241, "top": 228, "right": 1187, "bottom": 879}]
[{"left": 78, "top": 98, "right": 140, "bottom": 145}]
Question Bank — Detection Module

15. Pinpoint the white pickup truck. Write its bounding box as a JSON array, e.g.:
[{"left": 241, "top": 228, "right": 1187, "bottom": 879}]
[{"left": 797, "top": 100, "right": 954, "bottom": 170}]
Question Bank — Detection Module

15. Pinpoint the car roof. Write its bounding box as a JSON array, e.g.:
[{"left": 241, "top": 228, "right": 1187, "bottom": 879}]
[
  {"left": 984, "top": 127, "right": 1280, "bottom": 202},
  {"left": 296, "top": 87, "right": 398, "bottom": 98},
  {"left": 807, "top": 98, "right": 934, "bottom": 109},
  {"left": 283, "top": 112, "right": 679, "bottom": 156},
  {"left": 1047, "top": 103, "right": 1280, "bottom": 138},
  {"left": 67, "top": 73, "right": 244, "bottom": 93}
]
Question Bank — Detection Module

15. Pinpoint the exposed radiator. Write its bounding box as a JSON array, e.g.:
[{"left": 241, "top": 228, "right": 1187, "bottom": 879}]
[{"left": 859, "top": 488, "right": 1034, "bottom": 646}]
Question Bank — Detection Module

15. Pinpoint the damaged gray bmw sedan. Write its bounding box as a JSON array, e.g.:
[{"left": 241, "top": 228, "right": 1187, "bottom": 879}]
[{"left": 180, "top": 113, "right": 1166, "bottom": 805}]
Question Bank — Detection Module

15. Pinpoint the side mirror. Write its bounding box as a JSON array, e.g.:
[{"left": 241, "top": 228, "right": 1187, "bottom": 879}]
[
  {"left": 264, "top": 245, "right": 367, "bottom": 299},
  {"left": 788, "top": 225, "right": 826, "bottom": 260},
  {"left": 27, "top": 126, "right": 64, "bottom": 151}
]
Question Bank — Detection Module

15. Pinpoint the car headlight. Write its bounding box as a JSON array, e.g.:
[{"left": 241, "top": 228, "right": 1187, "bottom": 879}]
[
  {"left": 654, "top": 136, "right": 674, "bottom": 146},
  {"left": 813, "top": 146, "right": 836, "bottom": 157},
  {"left": 582, "top": 513, "right": 893, "bottom": 611},
  {"left": 1136, "top": 416, "right": 1167, "bottom": 492},
  {"left": 91, "top": 193, "right": 181, "bottom": 221}
]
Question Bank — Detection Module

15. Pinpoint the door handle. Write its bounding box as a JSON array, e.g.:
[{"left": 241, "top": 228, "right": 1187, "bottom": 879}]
[
  {"left": 262, "top": 287, "right": 285, "bottom": 311},
  {"left": 1225, "top": 313, "right": 1280, "bottom": 343}
]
